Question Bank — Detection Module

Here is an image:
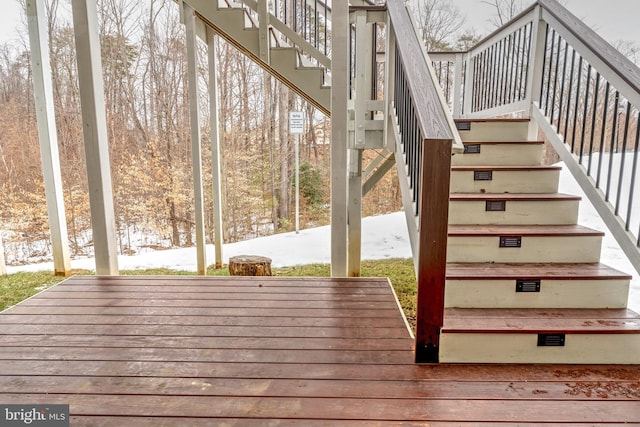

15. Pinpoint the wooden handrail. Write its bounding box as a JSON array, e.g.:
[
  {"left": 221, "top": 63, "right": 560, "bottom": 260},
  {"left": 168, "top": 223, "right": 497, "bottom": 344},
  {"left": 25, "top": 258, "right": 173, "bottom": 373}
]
[
  {"left": 387, "top": 0, "right": 454, "bottom": 363},
  {"left": 537, "top": 0, "right": 640, "bottom": 97}
]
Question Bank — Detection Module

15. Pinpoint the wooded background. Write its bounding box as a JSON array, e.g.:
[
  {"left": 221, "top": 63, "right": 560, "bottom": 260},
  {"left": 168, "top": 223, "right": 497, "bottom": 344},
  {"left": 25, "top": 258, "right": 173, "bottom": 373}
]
[
  {"left": 0, "top": 0, "right": 403, "bottom": 265},
  {"left": 1, "top": 0, "right": 636, "bottom": 265}
]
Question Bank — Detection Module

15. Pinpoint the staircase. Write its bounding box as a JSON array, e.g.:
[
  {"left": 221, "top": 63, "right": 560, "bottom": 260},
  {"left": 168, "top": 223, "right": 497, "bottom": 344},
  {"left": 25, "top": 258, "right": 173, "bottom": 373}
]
[
  {"left": 185, "top": 0, "right": 331, "bottom": 115},
  {"left": 440, "top": 118, "right": 640, "bottom": 364}
]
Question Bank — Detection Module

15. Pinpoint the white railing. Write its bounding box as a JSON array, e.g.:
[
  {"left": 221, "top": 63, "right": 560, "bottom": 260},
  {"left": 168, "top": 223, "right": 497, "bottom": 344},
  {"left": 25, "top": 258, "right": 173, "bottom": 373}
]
[{"left": 430, "top": 0, "right": 640, "bottom": 276}]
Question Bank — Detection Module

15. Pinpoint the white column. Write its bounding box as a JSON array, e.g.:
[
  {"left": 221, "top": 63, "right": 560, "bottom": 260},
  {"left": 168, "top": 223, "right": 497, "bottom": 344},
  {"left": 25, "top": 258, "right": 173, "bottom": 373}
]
[
  {"left": 184, "top": 3, "right": 207, "bottom": 275},
  {"left": 207, "top": 28, "right": 224, "bottom": 269},
  {"left": 71, "top": 0, "right": 118, "bottom": 275},
  {"left": 527, "top": 6, "right": 548, "bottom": 139},
  {"left": 27, "top": 0, "right": 72, "bottom": 276},
  {"left": 330, "top": 0, "right": 349, "bottom": 277}
]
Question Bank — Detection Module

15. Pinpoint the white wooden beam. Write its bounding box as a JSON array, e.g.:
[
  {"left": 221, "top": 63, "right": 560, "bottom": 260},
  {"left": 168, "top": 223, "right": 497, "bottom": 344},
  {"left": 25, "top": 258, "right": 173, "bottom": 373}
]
[
  {"left": 184, "top": 3, "right": 207, "bottom": 276},
  {"left": 330, "top": 0, "right": 349, "bottom": 277},
  {"left": 527, "top": 6, "right": 548, "bottom": 140},
  {"left": 71, "top": 0, "right": 118, "bottom": 275},
  {"left": 27, "top": 0, "right": 72, "bottom": 277},
  {"left": 207, "top": 29, "right": 225, "bottom": 270}
]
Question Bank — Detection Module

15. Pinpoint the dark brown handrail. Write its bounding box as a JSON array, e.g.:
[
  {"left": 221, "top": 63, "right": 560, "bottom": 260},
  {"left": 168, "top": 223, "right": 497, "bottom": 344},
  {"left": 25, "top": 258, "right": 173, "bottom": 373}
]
[{"left": 387, "top": 0, "right": 454, "bottom": 363}]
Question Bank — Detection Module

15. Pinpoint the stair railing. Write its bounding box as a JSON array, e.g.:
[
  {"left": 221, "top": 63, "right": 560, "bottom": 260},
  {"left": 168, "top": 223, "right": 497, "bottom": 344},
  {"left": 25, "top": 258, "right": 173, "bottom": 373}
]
[
  {"left": 430, "top": 0, "right": 640, "bottom": 276},
  {"left": 231, "top": 0, "right": 331, "bottom": 70},
  {"left": 385, "top": 0, "right": 463, "bottom": 363}
]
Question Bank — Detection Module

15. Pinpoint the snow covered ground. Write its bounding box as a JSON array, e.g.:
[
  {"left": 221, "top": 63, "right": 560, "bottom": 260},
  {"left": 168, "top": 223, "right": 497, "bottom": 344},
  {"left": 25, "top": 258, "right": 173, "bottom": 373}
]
[{"left": 5, "top": 163, "right": 640, "bottom": 312}]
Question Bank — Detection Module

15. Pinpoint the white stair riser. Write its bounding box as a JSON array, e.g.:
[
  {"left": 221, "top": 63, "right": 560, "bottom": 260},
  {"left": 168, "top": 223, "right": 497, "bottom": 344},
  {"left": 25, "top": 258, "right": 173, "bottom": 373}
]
[
  {"left": 445, "top": 279, "right": 630, "bottom": 309},
  {"left": 449, "top": 200, "right": 579, "bottom": 225},
  {"left": 450, "top": 170, "right": 560, "bottom": 193},
  {"left": 439, "top": 333, "right": 640, "bottom": 364},
  {"left": 452, "top": 144, "right": 543, "bottom": 167},
  {"left": 458, "top": 121, "right": 529, "bottom": 141},
  {"left": 447, "top": 235, "right": 602, "bottom": 263}
]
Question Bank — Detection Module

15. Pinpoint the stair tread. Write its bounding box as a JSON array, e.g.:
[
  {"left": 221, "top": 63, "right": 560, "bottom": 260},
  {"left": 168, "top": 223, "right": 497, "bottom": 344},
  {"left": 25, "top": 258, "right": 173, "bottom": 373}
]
[
  {"left": 452, "top": 165, "right": 561, "bottom": 171},
  {"left": 448, "top": 224, "right": 605, "bottom": 237},
  {"left": 450, "top": 193, "right": 581, "bottom": 201},
  {"left": 462, "top": 140, "right": 544, "bottom": 145},
  {"left": 455, "top": 118, "right": 530, "bottom": 123},
  {"left": 446, "top": 262, "right": 632, "bottom": 280},
  {"left": 443, "top": 308, "right": 640, "bottom": 334}
]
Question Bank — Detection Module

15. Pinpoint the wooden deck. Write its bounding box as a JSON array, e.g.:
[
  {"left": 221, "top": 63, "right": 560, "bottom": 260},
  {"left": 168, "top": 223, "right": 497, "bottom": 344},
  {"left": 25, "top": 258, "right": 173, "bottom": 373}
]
[{"left": 0, "top": 275, "right": 639, "bottom": 425}]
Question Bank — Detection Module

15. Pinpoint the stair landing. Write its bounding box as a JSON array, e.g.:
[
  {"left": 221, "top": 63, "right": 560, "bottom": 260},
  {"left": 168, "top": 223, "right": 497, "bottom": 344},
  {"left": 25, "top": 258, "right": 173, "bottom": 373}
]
[{"left": 1, "top": 275, "right": 639, "bottom": 424}]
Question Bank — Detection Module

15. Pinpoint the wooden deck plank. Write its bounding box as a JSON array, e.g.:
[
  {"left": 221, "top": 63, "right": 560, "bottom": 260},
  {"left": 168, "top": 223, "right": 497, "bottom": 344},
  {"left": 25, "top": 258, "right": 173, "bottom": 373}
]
[
  {"left": 66, "top": 419, "right": 640, "bottom": 427},
  {"left": 0, "top": 335, "right": 412, "bottom": 350},
  {"left": 0, "top": 324, "right": 411, "bottom": 338},
  {"left": 20, "top": 298, "right": 398, "bottom": 309},
  {"left": 1, "top": 360, "right": 638, "bottom": 382},
  {"left": 0, "top": 314, "right": 407, "bottom": 328},
  {"left": 0, "top": 394, "right": 638, "bottom": 423},
  {"left": 0, "top": 276, "right": 638, "bottom": 424},
  {"left": 1, "top": 376, "right": 638, "bottom": 400},
  {"left": 4, "top": 305, "right": 403, "bottom": 317}
]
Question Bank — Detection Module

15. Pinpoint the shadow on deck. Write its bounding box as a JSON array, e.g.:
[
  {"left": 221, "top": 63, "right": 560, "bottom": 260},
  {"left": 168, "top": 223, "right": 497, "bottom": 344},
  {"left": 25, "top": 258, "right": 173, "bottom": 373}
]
[{"left": 0, "top": 276, "right": 638, "bottom": 425}]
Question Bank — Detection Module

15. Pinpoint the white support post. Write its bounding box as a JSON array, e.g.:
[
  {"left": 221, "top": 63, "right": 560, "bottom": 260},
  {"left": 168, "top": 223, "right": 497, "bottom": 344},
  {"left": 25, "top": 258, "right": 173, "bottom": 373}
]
[
  {"left": 452, "top": 53, "right": 464, "bottom": 118},
  {"left": 258, "top": 0, "right": 270, "bottom": 64},
  {"left": 207, "top": 28, "right": 224, "bottom": 270},
  {"left": 527, "top": 6, "right": 548, "bottom": 140},
  {"left": 71, "top": 0, "right": 118, "bottom": 275},
  {"left": 184, "top": 3, "right": 207, "bottom": 276},
  {"left": 27, "top": 0, "right": 72, "bottom": 277},
  {"left": 347, "top": 11, "right": 369, "bottom": 277},
  {"left": 0, "top": 231, "right": 6, "bottom": 276},
  {"left": 348, "top": 150, "right": 362, "bottom": 277},
  {"left": 383, "top": 17, "right": 397, "bottom": 153},
  {"left": 462, "top": 54, "right": 475, "bottom": 117},
  {"left": 330, "top": 0, "right": 349, "bottom": 277}
]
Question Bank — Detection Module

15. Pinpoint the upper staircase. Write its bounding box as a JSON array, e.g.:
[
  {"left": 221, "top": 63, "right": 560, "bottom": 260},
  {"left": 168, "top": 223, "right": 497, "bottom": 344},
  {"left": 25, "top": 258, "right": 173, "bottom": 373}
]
[
  {"left": 441, "top": 118, "right": 640, "bottom": 363},
  {"left": 185, "top": 0, "right": 331, "bottom": 115}
]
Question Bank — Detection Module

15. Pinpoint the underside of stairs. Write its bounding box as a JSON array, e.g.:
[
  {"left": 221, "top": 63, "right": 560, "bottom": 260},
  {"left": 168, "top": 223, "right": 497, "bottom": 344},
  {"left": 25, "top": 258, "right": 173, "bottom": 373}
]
[
  {"left": 185, "top": 0, "right": 331, "bottom": 115},
  {"left": 442, "top": 118, "right": 640, "bottom": 364}
]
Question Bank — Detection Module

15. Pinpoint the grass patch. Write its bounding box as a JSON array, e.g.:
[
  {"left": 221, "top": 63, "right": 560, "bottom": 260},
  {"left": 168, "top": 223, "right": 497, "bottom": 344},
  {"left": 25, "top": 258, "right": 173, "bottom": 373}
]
[{"left": 0, "top": 259, "right": 417, "bottom": 329}]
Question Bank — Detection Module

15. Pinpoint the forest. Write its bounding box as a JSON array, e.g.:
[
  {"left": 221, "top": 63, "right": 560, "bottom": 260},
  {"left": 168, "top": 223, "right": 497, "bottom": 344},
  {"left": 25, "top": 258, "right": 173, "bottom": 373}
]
[
  {"left": 0, "top": 0, "right": 405, "bottom": 265},
  {"left": 2, "top": 0, "right": 636, "bottom": 267}
]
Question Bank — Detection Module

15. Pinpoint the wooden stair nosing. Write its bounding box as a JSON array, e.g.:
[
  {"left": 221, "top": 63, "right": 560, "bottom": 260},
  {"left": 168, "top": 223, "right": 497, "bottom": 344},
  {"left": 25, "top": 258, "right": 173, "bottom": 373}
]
[
  {"left": 442, "top": 308, "right": 640, "bottom": 334},
  {"left": 449, "top": 193, "right": 581, "bottom": 202},
  {"left": 448, "top": 224, "right": 605, "bottom": 237},
  {"left": 452, "top": 165, "right": 562, "bottom": 171},
  {"left": 446, "top": 262, "right": 632, "bottom": 281},
  {"left": 455, "top": 118, "right": 531, "bottom": 123},
  {"left": 461, "top": 140, "right": 544, "bottom": 145}
]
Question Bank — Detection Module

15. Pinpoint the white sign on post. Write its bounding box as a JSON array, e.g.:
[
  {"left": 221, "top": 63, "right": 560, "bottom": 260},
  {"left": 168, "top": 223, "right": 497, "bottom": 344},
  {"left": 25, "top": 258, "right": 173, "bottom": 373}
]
[{"left": 289, "top": 111, "right": 304, "bottom": 134}]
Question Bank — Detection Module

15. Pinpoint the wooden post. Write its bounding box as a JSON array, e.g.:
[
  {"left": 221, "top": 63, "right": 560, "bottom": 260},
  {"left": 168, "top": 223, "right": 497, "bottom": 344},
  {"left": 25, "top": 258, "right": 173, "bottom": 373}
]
[
  {"left": 207, "top": 28, "right": 224, "bottom": 269},
  {"left": 415, "top": 138, "right": 452, "bottom": 363},
  {"left": 71, "top": 0, "right": 119, "bottom": 275},
  {"left": 330, "top": 0, "right": 349, "bottom": 277},
  {"left": 27, "top": 0, "right": 72, "bottom": 276},
  {"left": 184, "top": 3, "right": 207, "bottom": 276}
]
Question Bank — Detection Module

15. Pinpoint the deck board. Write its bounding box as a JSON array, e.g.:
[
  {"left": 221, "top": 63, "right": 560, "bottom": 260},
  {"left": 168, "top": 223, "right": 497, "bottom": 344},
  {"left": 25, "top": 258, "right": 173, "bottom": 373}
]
[{"left": 0, "top": 276, "right": 639, "bottom": 425}]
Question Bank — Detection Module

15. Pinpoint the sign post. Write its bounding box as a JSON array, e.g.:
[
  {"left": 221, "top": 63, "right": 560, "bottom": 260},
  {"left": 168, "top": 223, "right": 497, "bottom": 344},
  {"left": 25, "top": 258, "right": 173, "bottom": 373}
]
[{"left": 289, "top": 112, "right": 304, "bottom": 234}]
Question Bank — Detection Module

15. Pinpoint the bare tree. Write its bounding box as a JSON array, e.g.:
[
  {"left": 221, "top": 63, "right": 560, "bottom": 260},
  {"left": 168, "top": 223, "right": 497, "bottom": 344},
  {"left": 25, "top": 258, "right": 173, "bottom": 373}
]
[{"left": 410, "top": 0, "right": 466, "bottom": 51}]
